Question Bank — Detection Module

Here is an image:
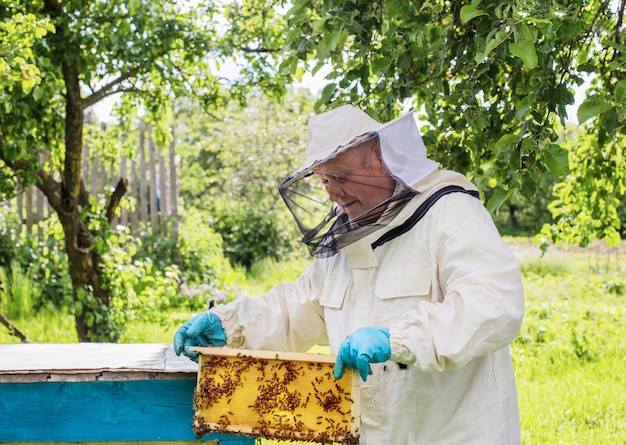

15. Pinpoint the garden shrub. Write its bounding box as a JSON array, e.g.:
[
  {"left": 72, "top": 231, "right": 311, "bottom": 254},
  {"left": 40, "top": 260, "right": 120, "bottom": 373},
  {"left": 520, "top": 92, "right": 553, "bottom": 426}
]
[
  {"left": 174, "top": 207, "right": 246, "bottom": 311},
  {"left": 0, "top": 207, "right": 72, "bottom": 311},
  {"left": 209, "top": 197, "right": 295, "bottom": 269}
]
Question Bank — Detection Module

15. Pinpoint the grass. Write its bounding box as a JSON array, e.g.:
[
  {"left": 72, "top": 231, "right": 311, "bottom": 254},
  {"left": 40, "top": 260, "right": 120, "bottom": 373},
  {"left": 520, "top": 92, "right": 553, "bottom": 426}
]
[
  {"left": 1, "top": 239, "right": 625, "bottom": 443},
  {"left": 512, "top": 240, "right": 626, "bottom": 444}
]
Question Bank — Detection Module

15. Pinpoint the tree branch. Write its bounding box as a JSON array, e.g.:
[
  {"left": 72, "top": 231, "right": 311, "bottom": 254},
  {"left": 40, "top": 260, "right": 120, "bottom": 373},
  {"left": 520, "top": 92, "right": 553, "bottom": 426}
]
[
  {"left": 615, "top": 0, "right": 626, "bottom": 44},
  {"left": 39, "top": 168, "right": 69, "bottom": 213},
  {"left": 239, "top": 45, "right": 279, "bottom": 54},
  {"left": 0, "top": 312, "right": 29, "bottom": 343},
  {"left": 83, "top": 68, "right": 141, "bottom": 108},
  {"left": 106, "top": 178, "right": 128, "bottom": 224},
  {"left": 83, "top": 38, "right": 186, "bottom": 109}
]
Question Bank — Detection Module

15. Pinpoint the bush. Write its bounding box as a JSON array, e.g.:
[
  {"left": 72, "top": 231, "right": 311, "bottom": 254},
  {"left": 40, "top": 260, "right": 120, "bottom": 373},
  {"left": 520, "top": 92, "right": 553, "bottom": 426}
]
[
  {"left": 170, "top": 207, "right": 247, "bottom": 312},
  {"left": 210, "top": 198, "right": 295, "bottom": 269},
  {"left": 0, "top": 207, "right": 72, "bottom": 311},
  {"left": 132, "top": 221, "right": 181, "bottom": 273},
  {"left": 178, "top": 207, "right": 245, "bottom": 285}
]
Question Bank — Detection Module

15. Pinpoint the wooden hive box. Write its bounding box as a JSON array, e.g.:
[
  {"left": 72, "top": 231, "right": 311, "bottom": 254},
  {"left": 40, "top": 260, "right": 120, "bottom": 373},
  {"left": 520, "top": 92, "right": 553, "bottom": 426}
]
[
  {"left": 191, "top": 347, "right": 360, "bottom": 444},
  {"left": 0, "top": 343, "right": 254, "bottom": 444}
]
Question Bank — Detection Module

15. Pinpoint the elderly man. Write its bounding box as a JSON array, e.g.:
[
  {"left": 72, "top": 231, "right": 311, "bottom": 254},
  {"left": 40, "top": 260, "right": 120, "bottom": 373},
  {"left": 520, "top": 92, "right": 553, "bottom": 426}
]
[{"left": 174, "top": 105, "right": 524, "bottom": 444}]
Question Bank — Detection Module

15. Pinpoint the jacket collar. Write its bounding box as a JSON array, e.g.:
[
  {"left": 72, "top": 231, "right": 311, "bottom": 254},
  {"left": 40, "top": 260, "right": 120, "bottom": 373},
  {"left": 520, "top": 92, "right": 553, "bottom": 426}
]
[{"left": 342, "top": 169, "right": 477, "bottom": 269}]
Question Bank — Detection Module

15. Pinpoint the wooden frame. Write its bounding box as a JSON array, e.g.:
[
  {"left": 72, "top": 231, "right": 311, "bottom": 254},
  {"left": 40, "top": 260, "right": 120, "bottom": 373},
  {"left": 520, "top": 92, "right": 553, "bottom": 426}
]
[{"left": 191, "top": 347, "right": 360, "bottom": 444}]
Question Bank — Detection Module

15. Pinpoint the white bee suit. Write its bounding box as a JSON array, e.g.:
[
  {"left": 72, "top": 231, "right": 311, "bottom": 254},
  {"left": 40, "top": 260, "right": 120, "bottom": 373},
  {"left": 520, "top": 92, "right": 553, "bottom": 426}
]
[{"left": 211, "top": 107, "right": 524, "bottom": 444}]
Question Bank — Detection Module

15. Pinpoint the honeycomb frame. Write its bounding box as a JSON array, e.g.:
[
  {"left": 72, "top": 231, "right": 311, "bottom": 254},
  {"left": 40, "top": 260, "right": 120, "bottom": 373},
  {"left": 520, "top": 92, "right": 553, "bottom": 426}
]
[{"left": 191, "top": 347, "right": 360, "bottom": 444}]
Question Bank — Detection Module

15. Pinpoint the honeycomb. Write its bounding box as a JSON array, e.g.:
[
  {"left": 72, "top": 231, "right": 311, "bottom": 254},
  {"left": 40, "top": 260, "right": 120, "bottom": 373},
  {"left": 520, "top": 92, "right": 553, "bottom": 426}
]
[{"left": 191, "top": 347, "right": 360, "bottom": 444}]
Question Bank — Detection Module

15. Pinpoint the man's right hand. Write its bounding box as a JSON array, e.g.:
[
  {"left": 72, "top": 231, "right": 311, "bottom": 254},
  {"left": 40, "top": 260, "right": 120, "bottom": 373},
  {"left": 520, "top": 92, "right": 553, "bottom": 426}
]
[{"left": 173, "top": 312, "right": 227, "bottom": 362}]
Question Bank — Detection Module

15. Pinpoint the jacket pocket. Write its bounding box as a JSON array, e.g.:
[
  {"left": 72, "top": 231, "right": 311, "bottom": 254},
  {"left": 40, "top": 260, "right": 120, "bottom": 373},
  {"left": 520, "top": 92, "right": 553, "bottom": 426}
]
[
  {"left": 375, "top": 263, "right": 432, "bottom": 299},
  {"left": 319, "top": 276, "right": 351, "bottom": 309}
]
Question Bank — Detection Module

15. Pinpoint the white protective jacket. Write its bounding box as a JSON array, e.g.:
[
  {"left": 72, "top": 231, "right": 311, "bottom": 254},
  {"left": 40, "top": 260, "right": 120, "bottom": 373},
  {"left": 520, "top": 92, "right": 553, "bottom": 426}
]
[{"left": 212, "top": 168, "right": 525, "bottom": 444}]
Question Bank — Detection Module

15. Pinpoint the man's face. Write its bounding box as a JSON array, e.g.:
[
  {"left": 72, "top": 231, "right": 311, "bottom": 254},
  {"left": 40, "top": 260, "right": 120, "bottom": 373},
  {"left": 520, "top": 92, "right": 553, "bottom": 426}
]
[{"left": 314, "top": 141, "right": 396, "bottom": 221}]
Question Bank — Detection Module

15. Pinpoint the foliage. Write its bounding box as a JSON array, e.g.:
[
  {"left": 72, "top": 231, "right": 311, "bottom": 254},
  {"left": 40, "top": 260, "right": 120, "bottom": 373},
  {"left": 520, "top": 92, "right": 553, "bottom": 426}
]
[
  {"left": 3, "top": 0, "right": 626, "bottom": 340},
  {"left": 132, "top": 223, "right": 181, "bottom": 274},
  {"left": 281, "top": 0, "right": 626, "bottom": 248},
  {"left": 243, "top": 253, "right": 310, "bottom": 296},
  {"left": 0, "top": 196, "right": 246, "bottom": 341},
  {"left": 176, "top": 206, "right": 246, "bottom": 290},
  {"left": 56, "top": 194, "right": 168, "bottom": 340},
  {"left": 489, "top": 172, "right": 557, "bottom": 236},
  {"left": 0, "top": 205, "right": 21, "bottom": 268},
  {"left": 0, "top": 308, "right": 78, "bottom": 343},
  {"left": 34, "top": 224, "right": 73, "bottom": 309},
  {"left": 0, "top": 0, "right": 289, "bottom": 340},
  {"left": 0, "top": 13, "right": 55, "bottom": 139},
  {"left": 537, "top": 130, "right": 626, "bottom": 250},
  {"left": 208, "top": 198, "right": 292, "bottom": 268},
  {"left": 176, "top": 91, "right": 314, "bottom": 268},
  {"left": 0, "top": 206, "right": 72, "bottom": 310},
  {"left": 86, "top": 199, "right": 247, "bottom": 341},
  {"left": 519, "top": 255, "right": 570, "bottom": 277}
]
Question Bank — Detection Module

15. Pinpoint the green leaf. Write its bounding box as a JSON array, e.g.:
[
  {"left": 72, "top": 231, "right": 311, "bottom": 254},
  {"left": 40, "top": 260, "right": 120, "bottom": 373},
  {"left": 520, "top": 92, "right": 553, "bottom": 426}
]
[
  {"left": 509, "top": 143, "right": 521, "bottom": 171},
  {"left": 614, "top": 79, "right": 626, "bottom": 104},
  {"left": 472, "top": 116, "right": 489, "bottom": 130},
  {"left": 86, "top": 312, "right": 94, "bottom": 328},
  {"left": 509, "top": 39, "right": 538, "bottom": 69},
  {"left": 557, "top": 20, "right": 583, "bottom": 43},
  {"left": 315, "top": 40, "right": 330, "bottom": 60},
  {"left": 544, "top": 144, "right": 569, "bottom": 177},
  {"left": 577, "top": 99, "right": 612, "bottom": 124},
  {"left": 520, "top": 175, "right": 537, "bottom": 200},
  {"left": 486, "top": 188, "right": 515, "bottom": 214},
  {"left": 372, "top": 56, "right": 393, "bottom": 76},
  {"left": 578, "top": 63, "right": 595, "bottom": 73},
  {"left": 519, "top": 23, "right": 538, "bottom": 42},
  {"left": 477, "top": 31, "right": 509, "bottom": 63},
  {"left": 604, "top": 227, "right": 621, "bottom": 248},
  {"left": 326, "top": 30, "right": 344, "bottom": 52},
  {"left": 530, "top": 18, "right": 554, "bottom": 36},
  {"left": 320, "top": 83, "right": 337, "bottom": 103},
  {"left": 515, "top": 95, "right": 532, "bottom": 120},
  {"left": 294, "top": 66, "right": 305, "bottom": 82},
  {"left": 495, "top": 134, "right": 520, "bottom": 154},
  {"left": 460, "top": 3, "right": 488, "bottom": 24}
]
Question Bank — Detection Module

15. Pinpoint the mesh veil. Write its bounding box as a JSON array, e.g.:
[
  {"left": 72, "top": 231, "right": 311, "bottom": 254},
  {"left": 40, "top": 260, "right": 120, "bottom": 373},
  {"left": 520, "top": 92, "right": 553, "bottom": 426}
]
[{"left": 279, "top": 167, "right": 417, "bottom": 258}]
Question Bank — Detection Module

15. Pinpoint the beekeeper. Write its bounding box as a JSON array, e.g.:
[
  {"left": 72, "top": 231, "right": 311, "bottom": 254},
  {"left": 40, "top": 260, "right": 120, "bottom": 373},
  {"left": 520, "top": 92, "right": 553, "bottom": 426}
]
[{"left": 174, "top": 105, "right": 525, "bottom": 444}]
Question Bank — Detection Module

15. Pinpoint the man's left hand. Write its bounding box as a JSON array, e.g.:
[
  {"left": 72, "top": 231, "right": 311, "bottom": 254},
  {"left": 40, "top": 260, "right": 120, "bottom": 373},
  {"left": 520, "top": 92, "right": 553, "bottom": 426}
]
[{"left": 334, "top": 327, "right": 391, "bottom": 382}]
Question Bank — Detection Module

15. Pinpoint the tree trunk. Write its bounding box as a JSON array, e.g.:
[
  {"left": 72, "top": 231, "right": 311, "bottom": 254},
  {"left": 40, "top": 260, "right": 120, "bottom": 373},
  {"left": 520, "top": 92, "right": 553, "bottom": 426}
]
[
  {"left": 40, "top": 169, "right": 127, "bottom": 342},
  {"left": 35, "top": 58, "right": 125, "bottom": 342},
  {"left": 58, "top": 210, "right": 116, "bottom": 342}
]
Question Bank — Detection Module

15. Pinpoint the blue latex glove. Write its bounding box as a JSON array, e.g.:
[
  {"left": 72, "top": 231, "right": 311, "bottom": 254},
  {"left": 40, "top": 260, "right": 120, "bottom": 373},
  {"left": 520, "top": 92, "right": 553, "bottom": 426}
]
[
  {"left": 173, "top": 312, "right": 227, "bottom": 362},
  {"left": 334, "top": 327, "right": 391, "bottom": 382}
]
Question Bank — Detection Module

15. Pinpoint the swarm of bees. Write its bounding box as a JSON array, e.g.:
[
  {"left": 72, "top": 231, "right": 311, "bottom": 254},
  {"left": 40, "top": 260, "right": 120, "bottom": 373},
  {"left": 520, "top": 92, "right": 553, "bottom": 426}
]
[{"left": 192, "top": 348, "right": 360, "bottom": 444}]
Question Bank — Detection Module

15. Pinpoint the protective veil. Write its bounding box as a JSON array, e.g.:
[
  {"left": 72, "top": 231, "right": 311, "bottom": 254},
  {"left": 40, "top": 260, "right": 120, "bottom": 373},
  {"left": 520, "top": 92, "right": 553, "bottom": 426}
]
[{"left": 279, "top": 105, "right": 439, "bottom": 257}]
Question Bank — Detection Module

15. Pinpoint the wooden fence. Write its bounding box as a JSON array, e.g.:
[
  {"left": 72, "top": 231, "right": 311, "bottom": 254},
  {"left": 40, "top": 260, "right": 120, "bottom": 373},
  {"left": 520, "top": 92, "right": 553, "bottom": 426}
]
[{"left": 7, "top": 122, "right": 179, "bottom": 241}]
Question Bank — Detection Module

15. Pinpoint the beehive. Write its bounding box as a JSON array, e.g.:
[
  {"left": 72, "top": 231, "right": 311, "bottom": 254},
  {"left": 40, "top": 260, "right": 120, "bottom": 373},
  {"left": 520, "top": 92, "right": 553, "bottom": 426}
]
[{"left": 191, "top": 347, "right": 360, "bottom": 444}]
